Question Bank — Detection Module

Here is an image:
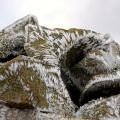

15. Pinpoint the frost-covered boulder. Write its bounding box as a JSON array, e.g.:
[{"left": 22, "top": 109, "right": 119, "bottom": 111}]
[
  {"left": 0, "top": 15, "right": 120, "bottom": 120},
  {"left": 76, "top": 94, "right": 120, "bottom": 120},
  {"left": 0, "top": 15, "right": 76, "bottom": 119}
]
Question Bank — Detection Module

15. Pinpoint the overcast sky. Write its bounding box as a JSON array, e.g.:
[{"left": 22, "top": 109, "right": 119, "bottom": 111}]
[{"left": 0, "top": 0, "right": 120, "bottom": 43}]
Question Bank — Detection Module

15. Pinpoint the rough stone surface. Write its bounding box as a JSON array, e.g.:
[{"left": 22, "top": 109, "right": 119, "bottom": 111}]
[
  {"left": 0, "top": 15, "right": 120, "bottom": 120},
  {"left": 76, "top": 94, "right": 120, "bottom": 120}
]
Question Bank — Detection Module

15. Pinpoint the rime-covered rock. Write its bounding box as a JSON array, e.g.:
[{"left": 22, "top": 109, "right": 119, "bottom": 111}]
[
  {"left": 0, "top": 55, "right": 48, "bottom": 109},
  {"left": 0, "top": 15, "right": 120, "bottom": 120},
  {"left": 0, "top": 15, "right": 77, "bottom": 119},
  {"left": 76, "top": 94, "right": 120, "bottom": 120}
]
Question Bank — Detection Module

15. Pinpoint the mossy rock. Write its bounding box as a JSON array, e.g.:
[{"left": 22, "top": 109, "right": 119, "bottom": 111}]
[{"left": 0, "top": 56, "right": 48, "bottom": 109}]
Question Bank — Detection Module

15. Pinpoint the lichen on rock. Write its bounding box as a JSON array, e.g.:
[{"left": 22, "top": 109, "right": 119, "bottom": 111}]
[{"left": 0, "top": 15, "right": 120, "bottom": 120}]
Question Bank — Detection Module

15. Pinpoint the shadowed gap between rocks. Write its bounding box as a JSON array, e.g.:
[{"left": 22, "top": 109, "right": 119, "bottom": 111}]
[
  {"left": 60, "top": 45, "right": 86, "bottom": 108},
  {"left": 60, "top": 69, "right": 81, "bottom": 107},
  {"left": 0, "top": 49, "right": 27, "bottom": 63},
  {"left": 79, "top": 80, "right": 120, "bottom": 106}
]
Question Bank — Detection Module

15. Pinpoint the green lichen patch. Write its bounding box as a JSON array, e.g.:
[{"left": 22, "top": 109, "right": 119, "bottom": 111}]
[
  {"left": 50, "top": 33, "right": 63, "bottom": 39},
  {"left": 0, "top": 55, "right": 48, "bottom": 109},
  {"left": 80, "top": 101, "right": 111, "bottom": 120},
  {"left": 54, "top": 28, "right": 68, "bottom": 33},
  {"left": 30, "top": 38, "right": 46, "bottom": 49},
  {"left": 94, "top": 102, "right": 110, "bottom": 118},
  {"left": 19, "top": 65, "right": 48, "bottom": 108}
]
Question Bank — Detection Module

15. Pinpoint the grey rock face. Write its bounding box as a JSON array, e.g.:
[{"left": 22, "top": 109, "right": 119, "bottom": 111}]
[{"left": 0, "top": 15, "right": 120, "bottom": 120}]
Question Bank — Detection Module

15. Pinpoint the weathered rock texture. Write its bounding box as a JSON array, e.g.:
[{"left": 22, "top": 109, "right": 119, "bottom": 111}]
[{"left": 0, "top": 15, "right": 120, "bottom": 120}]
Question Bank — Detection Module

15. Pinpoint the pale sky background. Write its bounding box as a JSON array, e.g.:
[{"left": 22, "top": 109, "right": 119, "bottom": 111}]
[{"left": 0, "top": 0, "right": 120, "bottom": 43}]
